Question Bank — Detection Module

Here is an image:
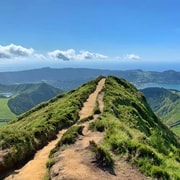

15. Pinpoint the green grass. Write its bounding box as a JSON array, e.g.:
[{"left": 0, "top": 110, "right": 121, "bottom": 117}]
[
  {"left": 89, "top": 140, "right": 114, "bottom": 168},
  {"left": 0, "top": 98, "right": 16, "bottom": 119},
  {"left": 0, "top": 76, "right": 103, "bottom": 174},
  {"left": 89, "top": 76, "right": 180, "bottom": 179},
  {"left": 141, "top": 88, "right": 180, "bottom": 125},
  {"left": 171, "top": 125, "right": 180, "bottom": 137},
  {"left": 0, "top": 122, "right": 7, "bottom": 127}
]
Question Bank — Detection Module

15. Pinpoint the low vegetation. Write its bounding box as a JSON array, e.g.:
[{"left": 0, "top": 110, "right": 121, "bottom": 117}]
[
  {"left": 0, "top": 98, "right": 16, "bottom": 119},
  {"left": 89, "top": 76, "right": 180, "bottom": 179},
  {"left": 57, "top": 125, "right": 84, "bottom": 146},
  {"left": 8, "top": 83, "right": 62, "bottom": 115},
  {"left": 78, "top": 115, "right": 94, "bottom": 124},
  {"left": 1, "top": 75, "right": 180, "bottom": 179},
  {"left": 172, "top": 125, "right": 180, "bottom": 137},
  {"left": 0, "top": 98, "right": 16, "bottom": 128},
  {"left": 89, "top": 140, "right": 114, "bottom": 168},
  {"left": 141, "top": 88, "right": 180, "bottom": 124},
  {"left": 0, "top": 77, "right": 103, "bottom": 175}
]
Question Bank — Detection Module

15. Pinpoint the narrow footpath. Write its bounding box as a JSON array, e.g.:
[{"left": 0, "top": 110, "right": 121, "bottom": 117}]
[
  {"left": 5, "top": 78, "right": 148, "bottom": 180},
  {"left": 5, "top": 78, "right": 105, "bottom": 180}
]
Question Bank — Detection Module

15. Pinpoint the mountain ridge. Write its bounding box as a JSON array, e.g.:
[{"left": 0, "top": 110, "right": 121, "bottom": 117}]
[
  {"left": 0, "top": 67, "right": 180, "bottom": 91},
  {"left": 0, "top": 76, "right": 179, "bottom": 179}
]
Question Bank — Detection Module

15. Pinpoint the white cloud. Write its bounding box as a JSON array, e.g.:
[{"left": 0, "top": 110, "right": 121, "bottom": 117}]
[
  {"left": 76, "top": 50, "right": 94, "bottom": 60},
  {"left": 0, "top": 44, "right": 34, "bottom": 59},
  {"left": 34, "top": 53, "right": 46, "bottom": 60},
  {"left": 48, "top": 49, "right": 78, "bottom": 60},
  {"left": 95, "top": 53, "right": 108, "bottom": 59},
  {"left": 125, "top": 54, "right": 141, "bottom": 60},
  {"left": 48, "top": 49, "right": 108, "bottom": 60}
]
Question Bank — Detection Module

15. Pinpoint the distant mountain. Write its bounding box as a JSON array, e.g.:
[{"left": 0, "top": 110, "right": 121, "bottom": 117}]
[
  {"left": 141, "top": 87, "right": 180, "bottom": 124},
  {"left": 0, "top": 76, "right": 179, "bottom": 179},
  {"left": 0, "top": 83, "right": 62, "bottom": 116},
  {"left": 0, "top": 67, "right": 180, "bottom": 90}
]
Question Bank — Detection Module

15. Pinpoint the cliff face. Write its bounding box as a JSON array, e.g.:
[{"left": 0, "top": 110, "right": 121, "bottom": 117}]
[{"left": 1, "top": 76, "right": 180, "bottom": 179}]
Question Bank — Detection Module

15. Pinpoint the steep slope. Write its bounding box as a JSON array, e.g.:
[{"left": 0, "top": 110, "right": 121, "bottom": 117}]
[
  {"left": 48, "top": 78, "right": 147, "bottom": 180},
  {"left": 5, "top": 78, "right": 106, "bottom": 180},
  {"left": 0, "top": 77, "right": 103, "bottom": 177},
  {"left": 1, "top": 76, "right": 179, "bottom": 179},
  {"left": 141, "top": 87, "right": 180, "bottom": 124},
  {"left": 8, "top": 83, "right": 62, "bottom": 115},
  {"left": 48, "top": 76, "right": 180, "bottom": 179},
  {"left": 90, "top": 77, "right": 180, "bottom": 178}
]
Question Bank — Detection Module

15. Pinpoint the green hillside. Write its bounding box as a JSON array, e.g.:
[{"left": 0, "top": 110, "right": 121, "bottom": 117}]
[
  {"left": 8, "top": 83, "right": 62, "bottom": 115},
  {"left": 0, "top": 83, "right": 62, "bottom": 119},
  {"left": 0, "top": 98, "right": 16, "bottom": 119},
  {"left": 0, "top": 76, "right": 179, "bottom": 179},
  {"left": 141, "top": 88, "right": 180, "bottom": 125},
  {"left": 0, "top": 77, "right": 102, "bottom": 175},
  {"left": 87, "top": 77, "right": 180, "bottom": 178}
]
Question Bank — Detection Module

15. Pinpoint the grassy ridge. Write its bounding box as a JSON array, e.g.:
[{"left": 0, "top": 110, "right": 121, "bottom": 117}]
[
  {"left": 8, "top": 83, "right": 62, "bottom": 115},
  {"left": 0, "top": 76, "right": 103, "bottom": 175},
  {"left": 89, "top": 76, "right": 180, "bottom": 179}
]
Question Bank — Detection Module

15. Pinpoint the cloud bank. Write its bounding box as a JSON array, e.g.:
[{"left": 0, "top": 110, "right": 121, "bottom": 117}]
[
  {"left": 125, "top": 54, "right": 141, "bottom": 60},
  {"left": 48, "top": 49, "right": 108, "bottom": 60},
  {"left": 0, "top": 44, "right": 34, "bottom": 59},
  {"left": 0, "top": 44, "right": 140, "bottom": 64}
]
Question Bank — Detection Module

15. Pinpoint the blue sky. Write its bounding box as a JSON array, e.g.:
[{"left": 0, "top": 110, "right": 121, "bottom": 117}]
[{"left": 0, "top": 0, "right": 180, "bottom": 71}]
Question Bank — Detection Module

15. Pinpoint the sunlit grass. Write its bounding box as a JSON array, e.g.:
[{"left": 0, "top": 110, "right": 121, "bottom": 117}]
[
  {"left": 89, "top": 76, "right": 180, "bottom": 179},
  {"left": 0, "top": 98, "right": 16, "bottom": 119}
]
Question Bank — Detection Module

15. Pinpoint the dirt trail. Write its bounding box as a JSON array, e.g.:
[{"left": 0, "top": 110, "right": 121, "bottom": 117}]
[
  {"left": 50, "top": 77, "right": 148, "bottom": 180},
  {"left": 50, "top": 79, "right": 106, "bottom": 179},
  {"left": 4, "top": 78, "right": 105, "bottom": 180},
  {"left": 79, "top": 78, "right": 105, "bottom": 119},
  {"left": 5, "top": 78, "right": 148, "bottom": 180},
  {"left": 5, "top": 129, "right": 66, "bottom": 180}
]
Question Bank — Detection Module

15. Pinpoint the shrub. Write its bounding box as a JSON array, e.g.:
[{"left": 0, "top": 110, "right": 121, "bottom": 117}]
[
  {"left": 78, "top": 115, "right": 94, "bottom": 124},
  {"left": 88, "top": 119, "right": 106, "bottom": 132},
  {"left": 59, "top": 125, "right": 84, "bottom": 145},
  {"left": 151, "top": 166, "right": 170, "bottom": 179},
  {"left": 89, "top": 140, "right": 114, "bottom": 168},
  {"left": 46, "top": 158, "right": 55, "bottom": 169}
]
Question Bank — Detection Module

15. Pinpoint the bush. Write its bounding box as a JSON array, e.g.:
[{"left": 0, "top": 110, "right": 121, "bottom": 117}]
[
  {"left": 89, "top": 140, "right": 114, "bottom": 168},
  {"left": 151, "top": 166, "right": 170, "bottom": 179},
  {"left": 78, "top": 115, "right": 94, "bottom": 124},
  {"left": 89, "top": 119, "right": 106, "bottom": 132},
  {"left": 59, "top": 125, "right": 84, "bottom": 145}
]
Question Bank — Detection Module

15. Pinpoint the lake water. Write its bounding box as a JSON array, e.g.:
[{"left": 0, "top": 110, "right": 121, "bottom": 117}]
[
  {"left": 137, "top": 84, "right": 180, "bottom": 91},
  {"left": 0, "top": 92, "right": 13, "bottom": 98}
]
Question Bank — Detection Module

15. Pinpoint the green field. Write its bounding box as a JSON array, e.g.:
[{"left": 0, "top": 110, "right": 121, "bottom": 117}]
[
  {"left": 0, "top": 122, "right": 8, "bottom": 127},
  {"left": 0, "top": 98, "right": 16, "bottom": 119},
  {"left": 171, "top": 125, "right": 180, "bottom": 137}
]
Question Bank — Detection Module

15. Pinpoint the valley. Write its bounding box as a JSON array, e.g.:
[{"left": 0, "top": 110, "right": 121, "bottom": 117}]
[{"left": 0, "top": 83, "right": 62, "bottom": 127}]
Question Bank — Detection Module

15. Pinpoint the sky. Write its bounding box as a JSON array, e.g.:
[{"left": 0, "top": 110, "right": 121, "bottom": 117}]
[{"left": 0, "top": 0, "right": 180, "bottom": 72}]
